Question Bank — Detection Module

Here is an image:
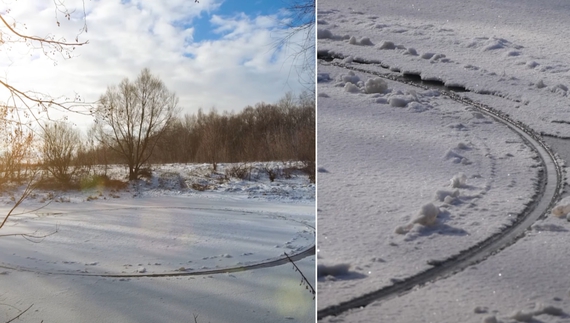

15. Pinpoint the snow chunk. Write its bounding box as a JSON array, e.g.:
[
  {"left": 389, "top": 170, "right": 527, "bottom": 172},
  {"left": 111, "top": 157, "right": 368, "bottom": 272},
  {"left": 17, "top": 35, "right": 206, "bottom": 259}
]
[
  {"left": 421, "top": 52, "right": 435, "bottom": 59},
  {"left": 349, "top": 36, "right": 374, "bottom": 46},
  {"left": 435, "top": 190, "right": 460, "bottom": 202},
  {"left": 317, "top": 28, "right": 333, "bottom": 39},
  {"left": 344, "top": 83, "right": 361, "bottom": 93},
  {"left": 510, "top": 310, "right": 534, "bottom": 322},
  {"left": 526, "top": 61, "right": 539, "bottom": 68},
  {"left": 404, "top": 48, "right": 418, "bottom": 56},
  {"left": 450, "top": 173, "right": 467, "bottom": 188},
  {"left": 534, "top": 303, "right": 564, "bottom": 316},
  {"left": 552, "top": 204, "right": 570, "bottom": 217},
  {"left": 444, "top": 149, "right": 466, "bottom": 163},
  {"left": 535, "top": 79, "right": 547, "bottom": 89},
  {"left": 364, "top": 78, "right": 388, "bottom": 94},
  {"left": 378, "top": 41, "right": 396, "bottom": 50},
  {"left": 137, "top": 267, "right": 146, "bottom": 273},
  {"left": 412, "top": 203, "right": 440, "bottom": 226},
  {"left": 388, "top": 96, "right": 410, "bottom": 107},
  {"left": 339, "top": 71, "right": 360, "bottom": 83}
]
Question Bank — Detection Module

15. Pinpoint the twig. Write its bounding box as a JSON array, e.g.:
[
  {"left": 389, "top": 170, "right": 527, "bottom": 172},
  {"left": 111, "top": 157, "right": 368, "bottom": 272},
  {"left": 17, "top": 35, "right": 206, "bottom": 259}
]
[
  {"left": 0, "top": 172, "right": 38, "bottom": 229},
  {"left": 284, "top": 252, "right": 315, "bottom": 299},
  {"left": 5, "top": 303, "right": 33, "bottom": 323}
]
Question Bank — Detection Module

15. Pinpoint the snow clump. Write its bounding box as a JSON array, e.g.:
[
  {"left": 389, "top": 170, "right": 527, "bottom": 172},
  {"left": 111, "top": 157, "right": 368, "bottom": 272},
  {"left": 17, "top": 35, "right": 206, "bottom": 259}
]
[
  {"left": 378, "top": 41, "right": 396, "bottom": 50},
  {"left": 435, "top": 190, "right": 460, "bottom": 202},
  {"left": 412, "top": 203, "right": 440, "bottom": 226},
  {"left": 450, "top": 172, "right": 467, "bottom": 188},
  {"left": 364, "top": 78, "right": 388, "bottom": 94},
  {"left": 339, "top": 71, "right": 360, "bottom": 83},
  {"left": 388, "top": 96, "right": 410, "bottom": 107},
  {"left": 349, "top": 36, "right": 373, "bottom": 45},
  {"left": 317, "top": 28, "right": 334, "bottom": 39},
  {"left": 344, "top": 82, "right": 361, "bottom": 93},
  {"left": 395, "top": 203, "right": 440, "bottom": 234}
]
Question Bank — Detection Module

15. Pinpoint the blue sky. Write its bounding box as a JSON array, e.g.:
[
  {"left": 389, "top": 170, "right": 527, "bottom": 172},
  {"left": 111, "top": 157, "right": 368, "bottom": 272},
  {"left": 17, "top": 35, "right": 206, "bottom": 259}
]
[
  {"left": 191, "top": 0, "right": 283, "bottom": 43},
  {"left": 0, "top": 0, "right": 314, "bottom": 129}
]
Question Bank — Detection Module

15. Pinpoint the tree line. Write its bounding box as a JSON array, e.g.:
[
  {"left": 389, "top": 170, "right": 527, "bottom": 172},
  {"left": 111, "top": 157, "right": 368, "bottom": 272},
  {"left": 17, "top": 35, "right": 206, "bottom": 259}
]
[{"left": 0, "top": 69, "right": 315, "bottom": 187}]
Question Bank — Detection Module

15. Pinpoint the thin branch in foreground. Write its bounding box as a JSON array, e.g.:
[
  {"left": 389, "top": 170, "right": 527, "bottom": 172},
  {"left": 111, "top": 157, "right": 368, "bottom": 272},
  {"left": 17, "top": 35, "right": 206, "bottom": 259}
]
[
  {"left": 5, "top": 303, "right": 33, "bottom": 323},
  {"left": 0, "top": 225, "right": 59, "bottom": 243},
  {"left": 0, "top": 171, "right": 38, "bottom": 229},
  {"left": 284, "top": 252, "right": 315, "bottom": 299}
]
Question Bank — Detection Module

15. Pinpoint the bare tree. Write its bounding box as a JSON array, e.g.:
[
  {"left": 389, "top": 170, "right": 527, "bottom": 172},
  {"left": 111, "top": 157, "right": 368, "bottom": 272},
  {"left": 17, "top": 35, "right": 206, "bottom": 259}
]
[
  {"left": 278, "top": 0, "right": 315, "bottom": 91},
  {"left": 95, "top": 68, "right": 179, "bottom": 180},
  {"left": 0, "top": 1, "right": 89, "bottom": 233},
  {"left": 0, "top": 2, "right": 89, "bottom": 122},
  {"left": 42, "top": 121, "right": 81, "bottom": 183}
]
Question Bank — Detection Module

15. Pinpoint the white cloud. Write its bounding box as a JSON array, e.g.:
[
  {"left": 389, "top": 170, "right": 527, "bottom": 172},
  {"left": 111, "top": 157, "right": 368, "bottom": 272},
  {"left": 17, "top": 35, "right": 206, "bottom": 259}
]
[{"left": 0, "top": 0, "right": 313, "bottom": 130}]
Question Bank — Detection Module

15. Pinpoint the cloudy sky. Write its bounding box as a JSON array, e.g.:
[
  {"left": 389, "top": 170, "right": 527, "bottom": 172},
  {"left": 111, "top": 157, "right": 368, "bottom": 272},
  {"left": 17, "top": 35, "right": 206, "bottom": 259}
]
[{"left": 0, "top": 0, "right": 314, "bottom": 129}]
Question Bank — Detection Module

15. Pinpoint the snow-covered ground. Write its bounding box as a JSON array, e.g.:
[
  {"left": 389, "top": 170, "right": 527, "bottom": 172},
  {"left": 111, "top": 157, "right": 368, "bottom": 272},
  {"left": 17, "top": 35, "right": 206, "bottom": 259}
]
[
  {"left": 0, "top": 162, "right": 315, "bottom": 323},
  {"left": 317, "top": 1, "right": 570, "bottom": 322}
]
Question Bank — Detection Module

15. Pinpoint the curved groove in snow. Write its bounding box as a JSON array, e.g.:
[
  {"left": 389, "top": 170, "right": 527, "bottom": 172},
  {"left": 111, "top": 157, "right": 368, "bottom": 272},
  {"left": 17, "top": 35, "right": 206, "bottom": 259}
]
[{"left": 317, "top": 60, "right": 563, "bottom": 321}]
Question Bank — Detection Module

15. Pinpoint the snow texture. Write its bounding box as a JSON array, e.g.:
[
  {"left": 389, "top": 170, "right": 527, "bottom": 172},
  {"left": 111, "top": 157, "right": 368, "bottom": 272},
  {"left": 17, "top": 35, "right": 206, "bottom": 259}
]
[{"left": 317, "top": 0, "right": 569, "bottom": 319}]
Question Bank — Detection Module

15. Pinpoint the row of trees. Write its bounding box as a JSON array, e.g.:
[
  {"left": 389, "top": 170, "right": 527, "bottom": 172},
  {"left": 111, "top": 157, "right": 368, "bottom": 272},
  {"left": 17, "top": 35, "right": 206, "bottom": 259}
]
[{"left": 0, "top": 69, "right": 315, "bottom": 186}]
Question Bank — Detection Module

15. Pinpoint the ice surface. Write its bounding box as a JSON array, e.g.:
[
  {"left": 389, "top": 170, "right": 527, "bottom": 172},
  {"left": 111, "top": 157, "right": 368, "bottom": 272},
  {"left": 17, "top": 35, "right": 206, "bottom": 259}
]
[{"left": 0, "top": 163, "right": 315, "bottom": 323}]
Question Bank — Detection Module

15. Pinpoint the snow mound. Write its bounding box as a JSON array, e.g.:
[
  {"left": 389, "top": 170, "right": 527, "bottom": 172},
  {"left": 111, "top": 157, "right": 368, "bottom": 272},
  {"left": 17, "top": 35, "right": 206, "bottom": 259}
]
[
  {"left": 435, "top": 190, "right": 460, "bottom": 202},
  {"left": 317, "top": 28, "right": 334, "bottom": 39},
  {"left": 444, "top": 149, "right": 466, "bottom": 163},
  {"left": 534, "top": 303, "right": 564, "bottom": 316},
  {"left": 338, "top": 71, "right": 360, "bottom": 83},
  {"left": 395, "top": 203, "right": 440, "bottom": 235},
  {"left": 404, "top": 47, "right": 418, "bottom": 56},
  {"left": 482, "top": 316, "right": 497, "bottom": 323},
  {"left": 412, "top": 203, "right": 440, "bottom": 226},
  {"left": 388, "top": 96, "right": 411, "bottom": 107},
  {"left": 450, "top": 173, "right": 467, "bottom": 188},
  {"left": 349, "top": 36, "right": 373, "bottom": 46},
  {"left": 364, "top": 77, "right": 388, "bottom": 94},
  {"left": 344, "top": 82, "right": 361, "bottom": 93},
  {"left": 378, "top": 41, "right": 396, "bottom": 50},
  {"left": 510, "top": 310, "right": 533, "bottom": 322},
  {"left": 551, "top": 204, "right": 570, "bottom": 217}
]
